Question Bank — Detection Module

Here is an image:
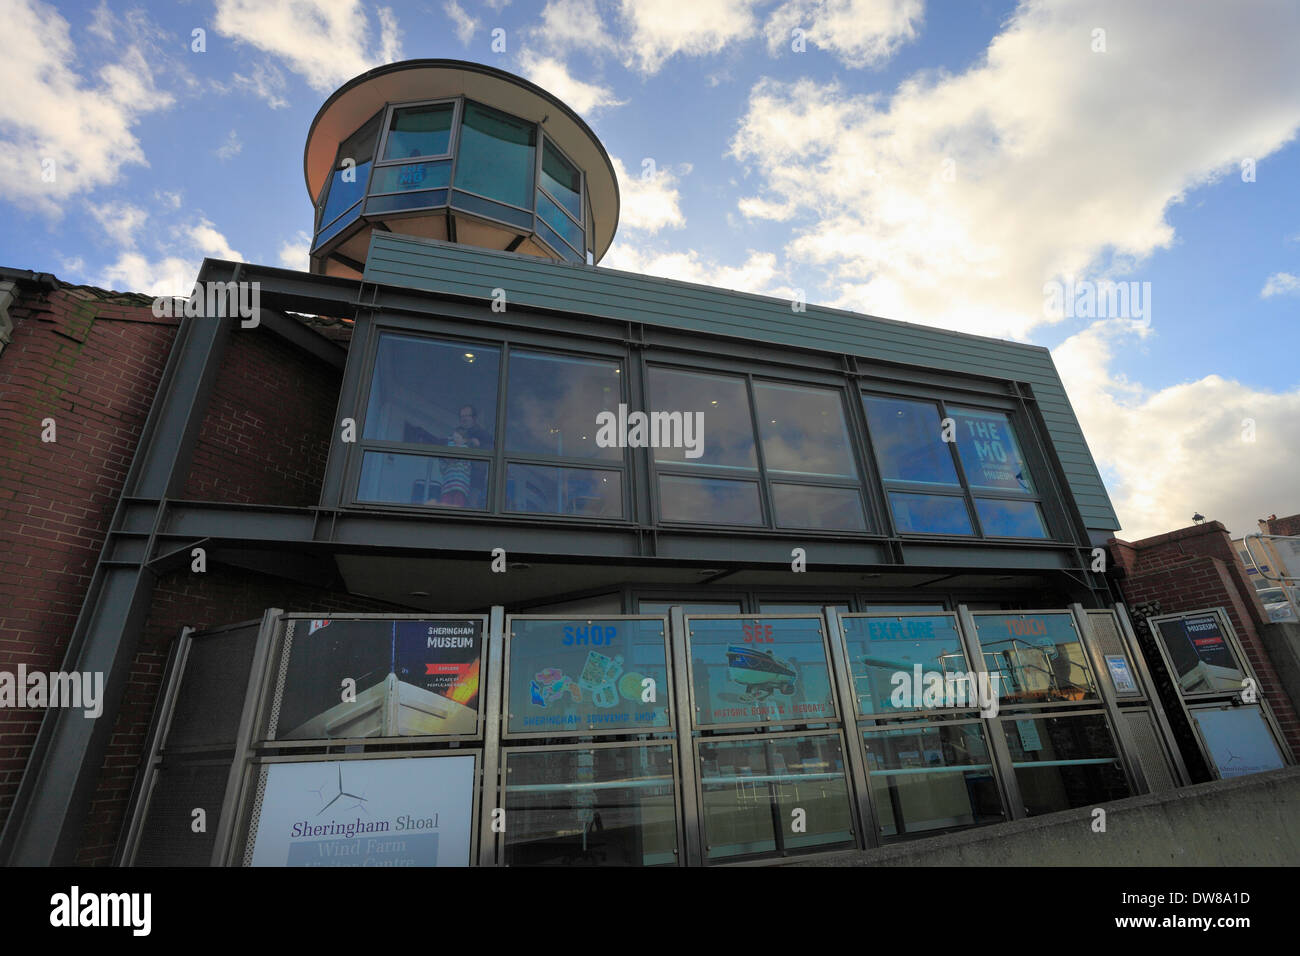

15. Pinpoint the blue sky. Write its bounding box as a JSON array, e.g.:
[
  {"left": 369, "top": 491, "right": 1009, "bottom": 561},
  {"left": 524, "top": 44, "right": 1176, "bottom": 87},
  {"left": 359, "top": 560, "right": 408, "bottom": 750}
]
[{"left": 2, "top": 0, "right": 1298, "bottom": 539}]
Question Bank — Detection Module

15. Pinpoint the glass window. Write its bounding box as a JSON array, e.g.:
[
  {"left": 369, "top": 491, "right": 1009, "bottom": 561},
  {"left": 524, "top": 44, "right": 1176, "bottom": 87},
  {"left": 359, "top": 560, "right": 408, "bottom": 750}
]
[
  {"left": 502, "top": 745, "right": 678, "bottom": 866},
  {"left": 755, "top": 383, "right": 856, "bottom": 479},
  {"left": 369, "top": 159, "right": 451, "bottom": 193},
  {"left": 506, "top": 464, "right": 622, "bottom": 518},
  {"left": 841, "top": 614, "right": 969, "bottom": 716},
  {"left": 974, "top": 613, "right": 1097, "bottom": 705},
  {"left": 358, "top": 451, "right": 489, "bottom": 510},
  {"left": 455, "top": 102, "right": 536, "bottom": 209},
  {"left": 362, "top": 334, "right": 498, "bottom": 449},
  {"left": 759, "top": 604, "right": 850, "bottom": 615},
  {"left": 771, "top": 484, "right": 865, "bottom": 531},
  {"left": 658, "top": 475, "right": 762, "bottom": 525},
  {"left": 1153, "top": 614, "right": 1247, "bottom": 695},
  {"left": 537, "top": 189, "right": 583, "bottom": 253},
  {"left": 506, "top": 618, "right": 671, "bottom": 735},
  {"left": 863, "top": 723, "right": 1004, "bottom": 841},
  {"left": 646, "top": 368, "right": 756, "bottom": 469},
  {"left": 319, "top": 113, "right": 381, "bottom": 227},
  {"left": 699, "top": 734, "right": 853, "bottom": 861},
  {"left": 688, "top": 617, "right": 836, "bottom": 726},
  {"left": 541, "top": 139, "right": 582, "bottom": 220},
  {"left": 1002, "top": 714, "right": 1130, "bottom": 815},
  {"left": 949, "top": 406, "right": 1035, "bottom": 493},
  {"left": 639, "top": 601, "right": 742, "bottom": 615},
  {"left": 863, "top": 396, "right": 959, "bottom": 486},
  {"left": 975, "top": 497, "right": 1047, "bottom": 538},
  {"left": 382, "top": 103, "right": 454, "bottom": 161},
  {"left": 863, "top": 604, "right": 946, "bottom": 613},
  {"left": 268, "top": 619, "right": 483, "bottom": 740},
  {"left": 888, "top": 492, "right": 973, "bottom": 535},
  {"left": 505, "top": 351, "right": 622, "bottom": 460}
]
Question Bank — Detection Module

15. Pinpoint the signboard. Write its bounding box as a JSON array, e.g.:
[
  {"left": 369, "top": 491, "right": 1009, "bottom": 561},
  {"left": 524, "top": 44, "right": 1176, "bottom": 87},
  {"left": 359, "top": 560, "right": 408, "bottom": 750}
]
[
  {"left": 1105, "top": 655, "right": 1137, "bottom": 694},
  {"left": 949, "top": 407, "right": 1033, "bottom": 493},
  {"left": 247, "top": 755, "right": 476, "bottom": 866},
  {"left": 1191, "top": 707, "right": 1286, "bottom": 779},
  {"left": 689, "top": 618, "right": 836, "bottom": 726},
  {"left": 506, "top": 619, "right": 671, "bottom": 735},
  {"left": 273, "top": 619, "right": 483, "bottom": 739},
  {"left": 1154, "top": 614, "right": 1245, "bottom": 695},
  {"left": 840, "top": 615, "right": 968, "bottom": 715},
  {"left": 974, "top": 613, "right": 1095, "bottom": 703}
]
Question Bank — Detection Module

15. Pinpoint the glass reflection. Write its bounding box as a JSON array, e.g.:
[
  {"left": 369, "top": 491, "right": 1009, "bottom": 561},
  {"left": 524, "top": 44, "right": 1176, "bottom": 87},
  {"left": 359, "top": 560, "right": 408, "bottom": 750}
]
[
  {"left": 658, "top": 475, "right": 762, "bottom": 525},
  {"left": 647, "top": 368, "right": 757, "bottom": 469},
  {"left": 841, "top": 615, "right": 968, "bottom": 715},
  {"left": 975, "top": 497, "right": 1047, "bottom": 538},
  {"left": 888, "top": 492, "right": 973, "bottom": 535},
  {"left": 771, "top": 483, "right": 865, "bottom": 531},
  {"left": 863, "top": 396, "right": 960, "bottom": 486},
  {"left": 754, "top": 382, "right": 856, "bottom": 478},
  {"left": 505, "top": 351, "right": 622, "bottom": 460},
  {"left": 949, "top": 406, "right": 1034, "bottom": 493},
  {"left": 541, "top": 139, "right": 583, "bottom": 219},
  {"left": 505, "top": 464, "right": 622, "bottom": 517},
  {"left": 455, "top": 102, "right": 536, "bottom": 209},
  {"left": 974, "top": 613, "right": 1097, "bottom": 704},
  {"left": 1002, "top": 714, "right": 1129, "bottom": 815},
  {"left": 358, "top": 451, "right": 488, "bottom": 510},
  {"left": 382, "top": 103, "right": 454, "bottom": 160}
]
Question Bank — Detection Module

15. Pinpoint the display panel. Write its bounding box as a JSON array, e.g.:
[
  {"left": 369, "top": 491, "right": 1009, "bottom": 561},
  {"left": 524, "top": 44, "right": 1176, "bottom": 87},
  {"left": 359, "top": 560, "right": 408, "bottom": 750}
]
[
  {"left": 688, "top": 617, "right": 836, "bottom": 726},
  {"left": 246, "top": 755, "right": 476, "bottom": 867},
  {"left": 841, "top": 614, "right": 969, "bottom": 716},
  {"left": 270, "top": 619, "right": 483, "bottom": 740},
  {"left": 699, "top": 734, "right": 853, "bottom": 861},
  {"left": 502, "top": 745, "right": 678, "bottom": 866},
  {"left": 974, "top": 612, "right": 1097, "bottom": 704},
  {"left": 1001, "top": 714, "right": 1130, "bottom": 816},
  {"left": 948, "top": 406, "right": 1035, "bottom": 493},
  {"left": 506, "top": 618, "right": 671, "bottom": 736},
  {"left": 862, "top": 722, "right": 1004, "bottom": 841},
  {"left": 1154, "top": 613, "right": 1247, "bottom": 695},
  {"left": 1191, "top": 706, "right": 1285, "bottom": 778}
]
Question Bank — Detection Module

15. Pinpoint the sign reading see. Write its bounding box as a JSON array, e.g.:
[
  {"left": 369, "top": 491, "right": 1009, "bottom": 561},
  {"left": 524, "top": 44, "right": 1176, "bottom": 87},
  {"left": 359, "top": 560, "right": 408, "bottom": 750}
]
[{"left": 742, "top": 623, "right": 774, "bottom": 643}]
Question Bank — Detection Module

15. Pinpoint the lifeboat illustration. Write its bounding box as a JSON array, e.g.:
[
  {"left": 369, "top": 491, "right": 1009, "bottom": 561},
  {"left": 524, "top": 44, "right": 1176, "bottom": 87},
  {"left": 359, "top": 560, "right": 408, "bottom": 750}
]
[{"left": 726, "top": 644, "right": 797, "bottom": 700}]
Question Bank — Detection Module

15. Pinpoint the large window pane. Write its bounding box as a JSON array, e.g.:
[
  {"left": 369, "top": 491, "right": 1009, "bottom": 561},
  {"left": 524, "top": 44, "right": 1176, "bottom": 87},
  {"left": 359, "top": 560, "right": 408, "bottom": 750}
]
[
  {"left": 647, "top": 368, "right": 756, "bottom": 469},
  {"left": 949, "top": 407, "right": 1035, "bottom": 493},
  {"left": 455, "top": 102, "right": 535, "bottom": 209},
  {"left": 863, "top": 723, "right": 1004, "bottom": 841},
  {"left": 888, "top": 492, "right": 973, "bottom": 535},
  {"left": 699, "top": 735, "right": 853, "bottom": 861},
  {"left": 503, "top": 745, "right": 678, "bottom": 866},
  {"left": 505, "top": 351, "right": 622, "bottom": 460},
  {"left": 658, "top": 475, "right": 762, "bottom": 525},
  {"left": 319, "top": 113, "right": 381, "bottom": 227},
  {"left": 358, "top": 451, "right": 489, "bottom": 510},
  {"left": 688, "top": 617, "right": 836, "bottom": 726},
  {"left": 382, "top": 103, "right": 453, "bottom": 161},
  {"left": 541, "top": 139, "right": 582, "bottom": 220},
  {"left": 863, "top": 396, "right": 960, "bottom": 486},
  {"left": 974, "top": 612, "right": 1097, "bottom": 704},
  {"left": 841, "top": 615, "right": 969, "bottom": 716},
  {"left": 754, "top": 383, "right": 857, "bottom": 478},
  {"left": 506, "top": 464, "right": 622, "bottom": 517},
  {"left": 976, "top": 497, "right": 1047, "bottom": 538},
  {"left": 537, "top": 189, "right": 583, "bottom": 252},
  {"left": 771, "top": 483, "right": 865, "bottom": 531},
  {"left": 363, "top": 334, "right": 498, "bottom": 449},
  {"left": 1002, "top": 714, "right": 1130, "bottom": 815},
  {"left": 506, "top": 618, "right": 670, "bottom": 735}
]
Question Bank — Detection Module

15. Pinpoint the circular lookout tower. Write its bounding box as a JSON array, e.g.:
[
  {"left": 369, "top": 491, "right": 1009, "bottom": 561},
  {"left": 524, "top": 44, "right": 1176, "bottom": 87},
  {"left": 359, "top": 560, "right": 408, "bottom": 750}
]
[{"left": 303, "top": 59, "right": 620, "bottom": 278}]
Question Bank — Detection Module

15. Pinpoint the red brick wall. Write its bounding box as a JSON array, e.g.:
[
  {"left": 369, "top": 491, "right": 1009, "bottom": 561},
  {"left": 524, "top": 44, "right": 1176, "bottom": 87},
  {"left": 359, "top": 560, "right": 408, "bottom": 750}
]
[
  {"left": 1265, "top": 513, "right": 1300, "bottom": 538},
  {"left": 0, "top": 285, "right": 178, "bottom": 837},
  {"left": 1108, "top": 521, "right": 1300, "bottom": 758},
  {"left": 181, "top": 327, "right": 341, "bottom": 507},
  {"left": 74, "top": 564, "right": 412, "bottom": 866}
]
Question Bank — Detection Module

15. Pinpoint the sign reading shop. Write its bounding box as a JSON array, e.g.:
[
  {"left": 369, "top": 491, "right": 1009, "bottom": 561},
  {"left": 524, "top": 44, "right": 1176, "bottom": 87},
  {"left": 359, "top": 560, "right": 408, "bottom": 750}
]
[{"left": 506, "top": 618, "right": 672, "bottom": 734}]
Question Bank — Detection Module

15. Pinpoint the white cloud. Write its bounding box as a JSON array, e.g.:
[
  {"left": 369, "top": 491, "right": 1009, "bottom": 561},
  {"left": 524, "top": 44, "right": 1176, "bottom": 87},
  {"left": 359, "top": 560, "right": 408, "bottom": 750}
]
[
  {"left": 278, "top": 231, "right": 312, "bottom": 271},
  {"left": 731, "top": 0, "right": 1300, "bottom": 339},
  {"left": 232, "top": 61, "right": 290, "bottom": 109},
  {"left": 444, "top": 0, "right": 478, "bottom": 45},
  {"left": 80, "top": 205, "right": 245, "bottom": 297},
  {"left": 764, "top": 0, "right": 924, "bottom": 67},
  {"left": 618, "top": 0, "right": 761, "bottom": 73},
  {"left": 213, "top": 0, "right": 403, "bottom": 92},
  {"left": 517, "top": 51, "right": 624, "bottom": 114},
  {"left": 1053, "top": 320, "right": 1300, "bottom": 541},
  {"left": 88, "top": 201, "right": 149, "bottom": 248},
  {"left": 610, "top": 157, "right": 687, "bottom": 233},
  {"left": 532, "top": 0, "right": 619, "bottom": 56},
  {"left": 1261, "top": 272, "right": 1300, "bottom": 298},
  {"left": 0, "top": 0, "right": 175, "bottom": 215},
  {"left": 216, "top": 130, "right": 243, "bottom": 161}
]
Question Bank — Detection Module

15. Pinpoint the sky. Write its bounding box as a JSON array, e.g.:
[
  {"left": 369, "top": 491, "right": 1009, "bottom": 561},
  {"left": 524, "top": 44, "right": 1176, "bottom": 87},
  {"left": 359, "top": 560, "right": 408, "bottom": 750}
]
[{"left": 1, "top": 0, "right": 1298, "bottom": 541}]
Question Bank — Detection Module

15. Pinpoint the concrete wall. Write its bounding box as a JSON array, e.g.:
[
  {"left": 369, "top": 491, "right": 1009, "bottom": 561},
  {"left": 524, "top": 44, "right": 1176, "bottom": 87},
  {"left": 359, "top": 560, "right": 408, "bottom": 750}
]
[{"left": 779, "top": 765, "right": 1300, "bottom": 866}]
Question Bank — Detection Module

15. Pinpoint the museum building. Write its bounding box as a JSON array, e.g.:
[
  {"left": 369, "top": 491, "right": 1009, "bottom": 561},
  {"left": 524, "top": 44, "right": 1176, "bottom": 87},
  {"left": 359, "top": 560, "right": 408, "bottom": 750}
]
[{"left": 0, "top": 60, "right": 1292, "bottom": 867}]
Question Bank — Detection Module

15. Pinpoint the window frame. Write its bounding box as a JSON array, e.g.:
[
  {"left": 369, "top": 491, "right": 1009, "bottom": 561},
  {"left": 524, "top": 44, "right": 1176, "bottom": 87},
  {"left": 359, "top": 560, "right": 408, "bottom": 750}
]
[
  {"left": 452, "top": 98, "right": 539, "bottom": 214},
  {"left": 534, "top": 131, "right": 586, "bottom": 260},
  {"left": 315, "top": 108, "right": 385, "bottom": 234},
  {"left": 374, "top": 97, "right": 461, "bottom": 168}
]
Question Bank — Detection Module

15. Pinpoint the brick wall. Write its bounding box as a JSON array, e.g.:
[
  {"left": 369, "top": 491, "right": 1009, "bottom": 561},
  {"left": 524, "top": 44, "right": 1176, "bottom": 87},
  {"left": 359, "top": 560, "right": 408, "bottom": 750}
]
[
  {"left": 74, "top": 564, "right": 412, "bottom": 866},
  {"left": 1265, "top": 513, "right": 1300, "bottom": 538},
  {"left": 181, "top": 327, "right": 341, "bottom": 507},
  {"left": 1108, "top": 521, "right": 1300, "bottom": 758},
  {"left": 0, "top": 284, "right": 178, "bottom": 837}
]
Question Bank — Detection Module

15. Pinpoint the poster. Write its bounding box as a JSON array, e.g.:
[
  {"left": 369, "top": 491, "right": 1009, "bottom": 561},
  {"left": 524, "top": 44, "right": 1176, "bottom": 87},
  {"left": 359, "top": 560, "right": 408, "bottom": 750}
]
[
  {"left": 1155, "top": 615, "right": 1244, "bottom": 695},
  {"left": 507, "top": 619, "right": 671, "bottom": 734},
  {"left": 1105, "top": 655, "right": 1137, "bottom": 694},
  {"left": 950, "top": 407, "right": 1033, "bottom": 493},
  {"left": 841, "top": 615, "right": 967, "bottom": 714},
  {"left": 689, "top": 618, "right": 836, "bottom": 726},
  {"left": 975, "top": 613, "right": 1095, "bottom": 702},
  {"left": 275, "top": 619, "right": 482, "bottom": 739},
  {"left": 1191, "top": 707, "right": 1286, "bottom": 779},
  {"left": 247, "top": 755, "right": 476, "bottom": 866}
]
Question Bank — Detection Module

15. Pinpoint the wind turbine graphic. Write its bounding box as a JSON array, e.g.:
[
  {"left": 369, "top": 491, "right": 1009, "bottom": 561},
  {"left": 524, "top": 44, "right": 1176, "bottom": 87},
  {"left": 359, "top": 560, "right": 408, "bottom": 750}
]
[{"left": 317, "top": 764, "right": 368, "bottom": 816}]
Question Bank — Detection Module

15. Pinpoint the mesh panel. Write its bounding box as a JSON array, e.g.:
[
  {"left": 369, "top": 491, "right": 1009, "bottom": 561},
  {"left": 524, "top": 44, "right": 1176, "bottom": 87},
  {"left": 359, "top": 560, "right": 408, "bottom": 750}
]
[
  {"left": 166, "top": 624, "right": 259, "bottom": 750},
  {"left": 1086, "top": 610, "right": 1141, "bottom": 697},
  {"left": 133, "top": 760, "right": 231, "bottom": 866},
  {"left": 1123, "top": 709, "right": 1177, "bottom": 792}
]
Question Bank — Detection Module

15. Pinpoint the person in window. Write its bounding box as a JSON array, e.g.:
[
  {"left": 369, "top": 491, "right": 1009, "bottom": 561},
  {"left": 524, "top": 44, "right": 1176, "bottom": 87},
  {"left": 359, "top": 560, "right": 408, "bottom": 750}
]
[
  {"left": 437, "top": 428, "right": 472, "bottom": 507},
  {"left": 455, "top": 405, "right": 492, "bottom": 448}
]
